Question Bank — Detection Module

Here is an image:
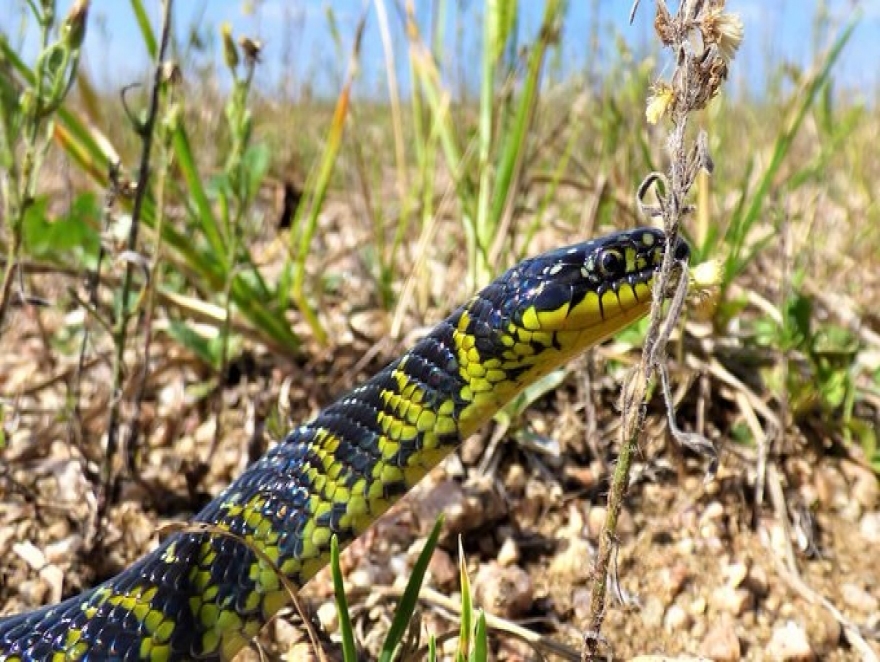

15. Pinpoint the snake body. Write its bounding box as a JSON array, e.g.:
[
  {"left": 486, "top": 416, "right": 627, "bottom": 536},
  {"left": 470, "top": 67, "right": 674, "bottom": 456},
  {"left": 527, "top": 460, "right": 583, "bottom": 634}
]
[{"left": 0, "top": 227, "right": 687, "bottom": 661}]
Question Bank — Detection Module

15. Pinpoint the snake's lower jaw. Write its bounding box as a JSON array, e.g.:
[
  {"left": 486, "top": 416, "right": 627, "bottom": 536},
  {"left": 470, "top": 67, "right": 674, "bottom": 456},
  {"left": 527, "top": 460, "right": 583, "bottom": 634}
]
[{"left": 561, "top": 285, "right": 653, "bottom": 335}]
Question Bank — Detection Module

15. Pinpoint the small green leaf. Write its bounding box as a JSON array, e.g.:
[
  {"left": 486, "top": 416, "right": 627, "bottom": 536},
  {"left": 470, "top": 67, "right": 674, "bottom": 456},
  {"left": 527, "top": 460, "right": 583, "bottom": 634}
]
[
  {"left": 469, "top": 610, "right": 488, "bottom": 662},
  {"left": 22, "top": 194, "right": 101, "bottom": 264},
  {"left": 378, "top": 515, "right": 444, "bottom": 662},
  {"left": 163, "top": 320, "right": 239, "bottom": 371},
  {"left": 241, "top": 143, "right": 271, "bottom": 205},
  {"left": 331, "top": 535, "right": 358, "bottom": 662},
  {"left": 457, "top": 536, "right": 472, "bottom": 662},
  {"left": 499, "top": 368, "right": 567, "bottom": 423}
]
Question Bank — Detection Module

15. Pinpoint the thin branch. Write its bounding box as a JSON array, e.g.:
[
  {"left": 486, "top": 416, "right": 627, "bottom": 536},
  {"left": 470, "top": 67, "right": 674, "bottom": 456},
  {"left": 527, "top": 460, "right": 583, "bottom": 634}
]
[{"left": 100, "top": 0, "right": 174, "bottom": 513}]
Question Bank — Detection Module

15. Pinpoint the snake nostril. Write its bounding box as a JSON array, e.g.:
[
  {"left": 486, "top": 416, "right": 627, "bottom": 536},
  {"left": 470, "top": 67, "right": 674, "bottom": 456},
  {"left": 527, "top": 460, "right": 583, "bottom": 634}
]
[{"left": 673, "top": 237, "right": 690, "bottom": 262}]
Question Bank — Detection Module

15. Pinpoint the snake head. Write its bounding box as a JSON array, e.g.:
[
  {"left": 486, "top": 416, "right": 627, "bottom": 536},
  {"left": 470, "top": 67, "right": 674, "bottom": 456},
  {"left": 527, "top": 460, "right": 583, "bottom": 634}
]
[
  {"left": 497, "top": 227, "right": 689, "bottom": 340},
  {"left": 451, "top": 227, "right": 690, "bottom": 431}
]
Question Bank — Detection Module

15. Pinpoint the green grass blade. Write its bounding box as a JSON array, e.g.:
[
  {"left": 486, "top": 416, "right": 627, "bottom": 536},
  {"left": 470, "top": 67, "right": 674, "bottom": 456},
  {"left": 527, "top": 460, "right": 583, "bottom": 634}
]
[
  {"left": 331, "top": 535, "right": 358, "bottom": 662},
  {"left": 286, "top": 10, "right": 369, "bottom": 344},
  {"left": 469, "top": 610, "right": 488, "bottom": 662},
  {"left": 377, "top": 515, "right": 445, "bottom": 662},
  {"left": 456, "top": 536, "right": 473, "bottom": 662},
  {"left": 49, "top": 107, "right": 301, "bottom": 353},
  {"left": 723, "top": 17, "right": 855, "bottom": 288},
  {"left": 128, "top": 0, "right": 157, "bottom": 59},
  {"left": 473, "top": 0, "right": 506, "bottom": 285},
  {"left": 404, "top": 6, "right": 477, "bottom": 282},
  {"left": 171, "top": 123, "right": 227, "bottom": 261},
  {"left": 489, "top": 0, "right": 563, "bottom": 229}
]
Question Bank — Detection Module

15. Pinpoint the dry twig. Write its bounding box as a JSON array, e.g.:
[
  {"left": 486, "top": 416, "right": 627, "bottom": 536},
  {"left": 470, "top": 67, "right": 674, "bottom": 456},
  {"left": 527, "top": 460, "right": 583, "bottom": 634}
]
[{"left": 583, "top": 1, "right": 741, "bottom": 657}]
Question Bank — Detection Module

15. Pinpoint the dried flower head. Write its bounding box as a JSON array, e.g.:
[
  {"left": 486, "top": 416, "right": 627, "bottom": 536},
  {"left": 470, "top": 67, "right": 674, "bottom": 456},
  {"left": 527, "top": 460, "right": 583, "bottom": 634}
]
[
  {"left": 698, "top": 55, "right": 729, "bottom": 108},
  {"left": 238, "top": 37, "right": 263, "bottom": 66},
  {"left": 160, "top": 61, "right": 182, "bottom": 86},
  {"left": 654, "top": 0, "right": 675, "bottom": 46},
  {"left": 702, "top": 7, "right": 744, "bottom": 62},
  {"left": 646, "top": 82, "right": 676, "bottom": 124},
  {"left": 688, "top": 259, "right": 722, "bottom": 321}
]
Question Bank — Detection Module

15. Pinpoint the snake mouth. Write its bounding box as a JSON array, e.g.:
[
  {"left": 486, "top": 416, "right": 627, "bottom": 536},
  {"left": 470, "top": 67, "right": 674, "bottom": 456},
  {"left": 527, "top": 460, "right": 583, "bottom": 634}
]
[{"left": 506, "top": 227, "right": 689, "bottom": 334}]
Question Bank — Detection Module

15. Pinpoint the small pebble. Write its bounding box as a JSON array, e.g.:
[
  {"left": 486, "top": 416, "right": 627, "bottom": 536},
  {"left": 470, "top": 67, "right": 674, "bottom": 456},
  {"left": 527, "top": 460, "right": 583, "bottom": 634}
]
[
  {"left": 766, "top": 621, "right": 815, "bottom": 661},
  {"left": 842, "top": 462, "right": 879, "bottom": 510},
  {"left": 640, "top": 595, "right": 665, "bottom": 629},
  {"left": 747, "top": 564, "right": 770, "bottom": 597},
  {"left": 12, "top": 541, "right": 47, "bottom": 570},
  {"left": 689, "top": 596, "right": 707, "bottom": 616},
  {"left": 427, "top": 547, "right": 458, "bottom": 589},
  {"left": 724, "top": 562, "right": 748, "bottom": 588},
  {"left": 564, "top": 464, "right": 597, "bottom": 490},
  {"left": 44, "top": 535, "right": 84, "bottom": 564},
  {"left": 411, "top": 480, "right": 470, "bottom": 535},
  {"left": 281, "top": 643, "right": 320, "bottom": 662},
  {"left": 316, "top": 601, "right": 338, "bottom": 633},
  {"left": 571, "top": 587, "right": 592, "bottom": 621},
  {"left": 663, "top": 603, "right": 693, "bottom": 632},
  {"left": 496, "top": 536, "right": 520, "bottom": 567},
  {"left": 814, "top": 466, "right": 847, "bottom": 510},
  {"left": 701, "top": 500, "right": 725, "bottom": 522},
  {"left": 548, "top": 537, "right": 593, "bottom": 581},
  {"left": 808, "top": 605, "right": 842, "bottom": 653},
  {"left": 840, "top": 582, "right": 879, "bottom": 614},
  {"left": 473, "top": 562, "right": 533, "bottom": 619},
  {"left": 504, "top": 463, "right": 527, "bottom": 493},
  {"left": 659, "top": 562, "right": 690, "bottom": 600},
  {"left": 698, "top": 618, "right": 741, "bottom": 661},
  {"left": 710, "top": 585, "right": 753, "bottom": 616},
  {"left": 587, "top": 506, "right": 607, "bottom": 538},
  {"left": 860, "top": 511, "right": 880, "bottom": 544}
]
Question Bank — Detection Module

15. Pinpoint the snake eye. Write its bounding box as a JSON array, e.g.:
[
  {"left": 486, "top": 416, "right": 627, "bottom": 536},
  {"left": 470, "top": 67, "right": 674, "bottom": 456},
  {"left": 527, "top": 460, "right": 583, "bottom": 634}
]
[{"left": 598, "top": 249, "right": 624, "bottom": 278}]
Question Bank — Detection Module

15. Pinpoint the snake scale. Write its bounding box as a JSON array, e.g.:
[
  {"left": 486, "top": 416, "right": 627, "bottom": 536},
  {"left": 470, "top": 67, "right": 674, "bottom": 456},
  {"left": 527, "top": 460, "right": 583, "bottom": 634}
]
[{"left": 0, "top": 227, "right": 689, "bottom": 661}]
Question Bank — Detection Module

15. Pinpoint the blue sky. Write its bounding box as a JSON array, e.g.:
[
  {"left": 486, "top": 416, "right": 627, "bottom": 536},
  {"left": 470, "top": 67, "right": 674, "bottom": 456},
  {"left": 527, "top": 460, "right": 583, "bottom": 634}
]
[{"left": 3, "top": 1, "right": 878, "bottom": 100}]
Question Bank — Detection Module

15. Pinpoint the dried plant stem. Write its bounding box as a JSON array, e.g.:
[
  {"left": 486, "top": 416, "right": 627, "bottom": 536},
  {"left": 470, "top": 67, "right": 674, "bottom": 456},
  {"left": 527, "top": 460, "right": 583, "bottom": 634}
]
[
  {"left": 584, "top": 250, "right": 682, "bottom": 660},
  {"left": 126, "top": 111, "right": 173, "bottom": 480},
  {"left": 584, "top": 1, "right": 739, "bottom": 657},
  {"left": 100, "top": 0, "right": 174, "bottom": 511}
]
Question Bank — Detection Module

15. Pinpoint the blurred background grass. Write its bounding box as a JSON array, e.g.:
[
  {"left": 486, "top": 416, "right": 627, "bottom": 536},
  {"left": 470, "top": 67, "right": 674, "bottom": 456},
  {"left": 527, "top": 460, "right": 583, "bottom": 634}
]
[{"left": 0, "top": 0, "right": 877, "bottom": 484}]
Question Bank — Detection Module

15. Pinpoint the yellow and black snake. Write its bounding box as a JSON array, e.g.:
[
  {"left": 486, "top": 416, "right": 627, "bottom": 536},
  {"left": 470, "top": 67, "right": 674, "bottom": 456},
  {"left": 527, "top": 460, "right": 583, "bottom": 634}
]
[{"left": 0, "top": 227, "right": 688, "bottom": 661}]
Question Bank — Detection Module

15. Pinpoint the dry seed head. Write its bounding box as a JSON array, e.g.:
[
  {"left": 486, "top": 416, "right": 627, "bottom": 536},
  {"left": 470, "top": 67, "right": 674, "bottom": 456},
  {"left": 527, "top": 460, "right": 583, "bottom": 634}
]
[
  {"left": 654, "top": 0, "right": 675, "bottom": 46},
  {"left": 160, "top": 61, "right": 182, "bottom": 86},
  {"left": 238, "top": 37, "right": 263, "bottom": 65},
  {"left": 690, "top": 259, "right": 721, "bottom": 291},
  {"left": 646, "top": 82, "right": 676, "bottom": 124},
  {"left": 700, "top": 55, "right": 729, "bottom": 107},
  {"left": 701, "top": 8, "right": 744, "bottom": 62},
  {"left": 688, "top": 259, "right": 722, "bottom": 321}
]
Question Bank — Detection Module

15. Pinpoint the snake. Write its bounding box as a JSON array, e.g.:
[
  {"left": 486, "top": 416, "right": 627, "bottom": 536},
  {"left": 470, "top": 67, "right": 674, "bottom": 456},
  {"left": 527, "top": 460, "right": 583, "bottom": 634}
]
[{"left": 0, "top": 227, "right": 688, "bottom": 661}]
